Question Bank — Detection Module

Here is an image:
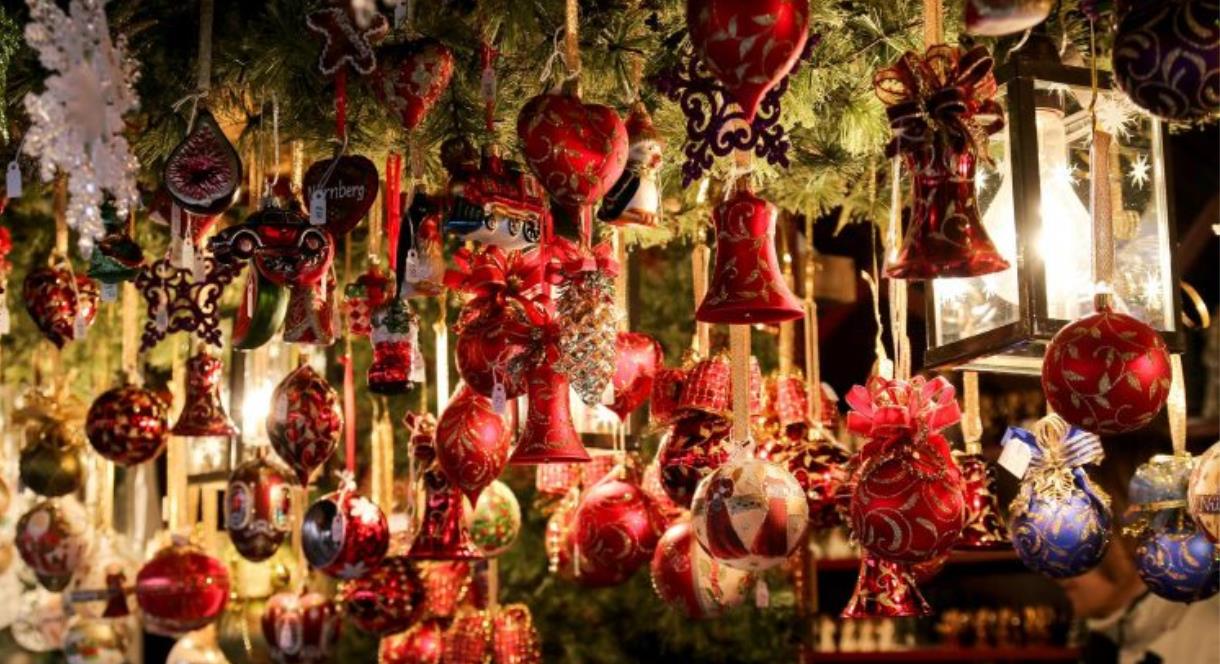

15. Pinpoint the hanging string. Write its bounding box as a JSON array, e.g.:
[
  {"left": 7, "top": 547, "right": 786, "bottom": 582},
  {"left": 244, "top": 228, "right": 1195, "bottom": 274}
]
[
  {"left": 729, "top": 325, "right": 751, "bottom": 445},
  {"left": 435, "top": 297, "right": 450, "bottom": 417},
  {"left": 885, "top": 157, "right": 910, "bottom": 380},
  {"left": 335, "top": 68, "right": 348, "bottom": 142},
  {"left": 803, "top": 215, "right": 824, "bottom": 427},
  {"left": 961, "top": 371, "right": 983, "bottom": 455},
  {"left": 777, "top": 224, "right": 795, "bottom": 375},
  {"left": 922, "top": 0, "right": 943, "bottom": 48},
  {"left": 1086, "top": 19, "right": 1115, "bottom": 309},
  {"left": 341, "top": 354, "right": 357, "bottom": 475},
  {"left": 691, "top": 243, "right": 710, "bottom": 356},
  {"left": 614, "top": 230, "right": 628, "bottom": 331},
  {"left": 196, "top": 0, "right": 213, "bottom": 93},
  {"left": 1168, "top": 355, "right": 1186, "bottom": 457},
  {"left": 563, "top": 0, "right": 582, "bottom": 87}
]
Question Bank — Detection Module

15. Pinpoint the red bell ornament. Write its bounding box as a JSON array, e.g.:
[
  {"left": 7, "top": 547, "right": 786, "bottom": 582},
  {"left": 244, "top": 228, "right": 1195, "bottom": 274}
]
[
  {"left": 339, "top": 555, "right": 424, "bottom": 635},
  {"left": 171, "top": 348, "right": 239, "bottom": 438},
  {"left": 380, "top": 620, "right": 445, "bottom": 664},
  {"left": 225, "top": 451, "right": 294, "bottom": 562},
  {"left": 686, "top": 0, "right": 811, "bottom": 121},
  {"left": 86, "top": 384, "right": 169, "bottom": 466},
  {"left": 1041, "top": 305, "right": 1171, "bottom": 434},
  {"left": 508, "top": 364, "right": 590, "bottom": 465},
  {"left": 650, "top": 519, "right": 753, "bottom": 619},
  {"left": 136, "top": 540, "right": 230, "bottom": 636},
  {"left": 15, "top": 498, "right": 88, "bottom": 591},
  {"left": 841, "top": 553, "right": 932, "bottom": 618},
  {"left": 436, "top": 384, "right": 511, "bottom": 504},
  {"left": 516, "top": 90, "right": 628, "bottom": 211},
  {"left": 301, "top": 486, "right": 390, "bottom": 579},
  {"left": 408, "top": 470, "right": 482, "bottom": 560},
  {"left": 696, "top": 184, "right": 803, "bottom": 324},
  {"left": 953, "top": 450, "right": 1009, "bottom": 549},
  {"left": 575, "top": 477, "right": 666, "bottom": 582},
  {"left": 261, "top": 589, "right": 341, "bottom": 664},
  {"left": 609, "top": 332, "right": 663, "bottom": 421},
  {"left": 267, "top": 364, "right": 342, "bottom": 485}
]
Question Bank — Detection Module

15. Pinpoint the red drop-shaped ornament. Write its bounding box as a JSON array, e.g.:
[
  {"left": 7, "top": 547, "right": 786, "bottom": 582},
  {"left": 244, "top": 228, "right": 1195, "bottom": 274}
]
[
  {"left": 609, "top": 332, "right": 663, "bottom": 421},
  {"left": 267, "top": 364, "right": 342, "bottom": 485},
  {"left": 436, "top": 384, "right": 511, "bottom": 504},
  {"left": 373, "top": 40, "right": 455, "bottom": 132},
  {"left": 516, "top": 91, "right": 628, "bottom": 209}
]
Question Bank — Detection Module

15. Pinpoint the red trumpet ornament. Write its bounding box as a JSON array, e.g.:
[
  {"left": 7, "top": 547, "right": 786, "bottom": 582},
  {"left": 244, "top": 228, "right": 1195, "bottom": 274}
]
[
  {"left": 696, "top": 183, "right": 803, "bottom": 324},
  {"left": 171, "top": 348, "right": 238, "bottom": 438},
  {"left": 436, "top": 384, "right": 511, "bottom": 504},
  {"left": 408, "top": 470, "right": 483, "bottom": 560},
  {"left": 508, "top": 364, "right": 589, "bottom": 465}
]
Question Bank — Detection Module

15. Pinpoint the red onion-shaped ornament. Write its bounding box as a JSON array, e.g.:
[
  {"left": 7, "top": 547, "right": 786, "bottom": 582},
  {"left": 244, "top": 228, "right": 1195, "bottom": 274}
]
[
  {"left": 657, "top": 412, "right": 732, "bottom": 508},
  {"left": 23, "top": 265, "right": 99, "bottom": 348},
  {"left": 1042, "top": 306, "right": 1171, "bottom": 434},
  {"left": 650, "top": 519, "right": 753, "bottom": 619},
  {"left": 261, "top": 590, "right": 341, "bottom": 664},
  {"left": 575, "top": 477, "right": 666, "bottom": 581},
  {"left": 267, "top": 364, "right": 342, "bottom": 485},
  {"left": 609, "top": 332, "right": 663, "bottom": 421},
  {"left": 436, "top": 384, "right": 511, "bottom": 503},
  {"left": 86, "top": 384, "right": 169, "bottom": 466},
  {"left": 691, "top": 457, "right": 809, "bottom": 572},
  {"left": 840, "top": 553, "right": 932, "bottom": 619},
  {"left": 225, "top": 452, "right": 294, "bottom": 562},
  {"left": 696, "top": 184, "right": 803, "bottom": 324},
  {"left": 408, "top": 470, "right": 482, "bottom": 560},
  {"left": 136, "top": 540, "right": 230, "bottom": 636},
  {"left": 509, "top": 364, "right": 590, "bottom": 465},
  {"left": 339, "top": 555, "right": 424, "bottom": 635},
  {"left": 380, "top": 620, "right": 444, "bottom": 664},
  {"left": 171, "top": 348, "right": 239, "bottom": 438},
  {"left": 953, "top": 450, "right": 1009, "bottom": 550},
  {"left": 16, "top": 498, "right": 88, "bottom": 591},
  {"left": 301, "top": 486, "right": 389, "bottom": 579},
  {"left": 686, "top": 0, "right": 811, "bottom": 121},
  {"left": 516, "top": 90, "right": 628, "bottom": 209}
]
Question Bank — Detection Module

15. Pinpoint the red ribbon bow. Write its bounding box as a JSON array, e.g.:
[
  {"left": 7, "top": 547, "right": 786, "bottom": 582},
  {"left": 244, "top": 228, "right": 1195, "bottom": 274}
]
[
  {"left": 547, "top": 237, "right": 620, "bottom": 280},
  {"left": 845, "top": 375, "right": 961, "bottom": 455},
  {"left": 444, "top": 246, "right": 552, "bottom": 328},
  {"left": 873, "top": 44, "right": 1005, "bottom": 159}
]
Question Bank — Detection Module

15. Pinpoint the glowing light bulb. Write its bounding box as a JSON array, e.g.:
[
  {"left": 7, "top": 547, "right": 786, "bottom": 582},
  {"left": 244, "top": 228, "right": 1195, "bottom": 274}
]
[{"left": 242, "top": 379, "right": 276, "bottom": 443}]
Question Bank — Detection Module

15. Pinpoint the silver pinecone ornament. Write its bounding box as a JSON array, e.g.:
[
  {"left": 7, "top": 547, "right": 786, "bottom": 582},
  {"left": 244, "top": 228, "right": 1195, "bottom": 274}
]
[{"left": 555, "top": 269, "right": 620, "bottom": 406}]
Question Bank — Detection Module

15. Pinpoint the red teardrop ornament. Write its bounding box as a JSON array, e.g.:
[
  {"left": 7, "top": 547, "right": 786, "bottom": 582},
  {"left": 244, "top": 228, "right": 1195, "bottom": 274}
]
[
  {"left": 436, "top": 384, "right": 511, "bottom": 504},
  {"left": 266, "top": 364, "right": 342, "bottom": 485},
  {"left": 609, "top": 332, "right": 663, "bottom": 421},
  {"left": 373, "top": 40, "right": 455, "bottom": 132},
  {"left": 516, "top": 91, "right": 628, "bottom": 209}
]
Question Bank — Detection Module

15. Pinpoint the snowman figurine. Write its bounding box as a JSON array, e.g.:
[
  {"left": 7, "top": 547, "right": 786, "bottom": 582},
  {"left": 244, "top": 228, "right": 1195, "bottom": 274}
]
[{"left": 598, "top": 102, "right": 664, "bottom": 228}]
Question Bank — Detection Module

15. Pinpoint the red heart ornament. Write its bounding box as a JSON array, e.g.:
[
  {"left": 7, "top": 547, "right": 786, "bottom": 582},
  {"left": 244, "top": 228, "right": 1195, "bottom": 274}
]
[
  {"left": 303, "top": 155, "right": 380, "bottom": 237},
  {"left": 374, "top": 40, "right": 455, "bottom": 132},
  {"left": 516, "top": 91, "right": 629, "bottom": 208},
  {"left": 23, "top": 265, "right": 99, "bottom": 348},
  {"left": 686, "top": 0, "right": 811, "bottom": 121},
  {"left": 609, "top": 332, "right": 663, "bottom": 421}
]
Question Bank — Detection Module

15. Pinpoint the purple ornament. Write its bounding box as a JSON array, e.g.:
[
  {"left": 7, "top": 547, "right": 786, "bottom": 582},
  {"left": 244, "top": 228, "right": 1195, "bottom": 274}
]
[{"left": 1113, "top": 0, "right": 1220, "bottom": 121}]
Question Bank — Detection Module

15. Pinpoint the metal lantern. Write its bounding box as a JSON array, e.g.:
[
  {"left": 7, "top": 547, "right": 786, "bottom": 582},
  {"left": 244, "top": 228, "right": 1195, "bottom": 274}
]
[{"left": 924, "top": 34, "right": 1182, "bottom": 374}]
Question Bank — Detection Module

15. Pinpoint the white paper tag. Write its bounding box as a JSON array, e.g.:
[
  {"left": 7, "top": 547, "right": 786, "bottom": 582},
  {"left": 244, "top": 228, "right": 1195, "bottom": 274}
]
[
  {"left": 403, "top": 249, "right": 423, "bottom": 282},
  {"left": 73, "top": 307, "right": 88, "bottom": 339},
  {"left": 6, "top": 162, "right": 21, "bottom": 199},
  {"left": 394, "top": 2, "right": 406, "bottom": 27},
  {"left": 274, "top": 395, "right": 288, "bottom": 421},
  {"left": 101, "top": 282, "right": 118, "bottom": 302},
  {"left": 309, "top": 190, "right": 327, "bottom": 226},
  {"left": 181, "top": 238, "right": 196, "bottom": 274},
  {"left": 600, "top": 379, "right": 616, "bottom": 406},
  {"left": 155, "top": 303, "right": 168, "bottom": 332},
  {"left": 998, "top": 440, "right": 1033, "bottom": 479},
  {"left": 491, "top": 381, "right": 507, "bottom": 415},
  {"left": 754, "top": 579, "right": 770, "bottom": 608},
  {"left": 0, "top": 304, "right": 11, "bottom": 335}
]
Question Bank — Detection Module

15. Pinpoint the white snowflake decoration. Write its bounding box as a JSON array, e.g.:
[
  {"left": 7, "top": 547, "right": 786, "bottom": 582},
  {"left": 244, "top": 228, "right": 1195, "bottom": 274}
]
[
  {"left": 1128, "top": 153, "right": 1151, "bottom": 189},
  {"left": 22, "top": 0, "right": 140, "bottom": 259},
  {"left": 1095, "top": 91, "right": 1143, "bottom": 139}
]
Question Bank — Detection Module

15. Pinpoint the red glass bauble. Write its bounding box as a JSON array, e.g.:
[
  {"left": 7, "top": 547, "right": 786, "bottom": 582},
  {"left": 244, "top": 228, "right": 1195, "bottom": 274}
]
[
  {"left": 373, "top": 40, "right": 455, "bottom": 132},
  {"left": 953, "top": 451, "right": 1009, "bottom": 550},
  {"left": 136, "top": 540, "right": 230, "bottom": 636},
  {"left": 418, "top": 561, "right": 471, "bottom": 622},
  {"left": 650, "top": 519, "right": 753, "bottom": 619},
  {"left": 436, "top": 384, "right": 511, "bottom": 504},
  {"left": 408, "top": 471, "right": 483, "bottom": 560},
  {"left": 686, "top": 0, "right": 811, "bottom": 121},
  {"left": 691, "top": 458, "right": 810, "bottom": 571},
  {"left": 575, "top": 478, "right": 665, "bottom": 581},
  {"left": 770, "top": 429, "right": 851, "bottom": 530},
  {"left": 380, "top": 620, "right": 444, "bottom": 664},
  {"left": 86, "top": 385, "right": 168, "bottom": 466},
  {"left": 509, "top": 364, "right": 589, "bottom": 465},
  {"left": 23, "top": 265, "right": 98, "bottom": 348},
  {"left": 225, "top": 453, "right": 294, "bottom": 562},
  {"left": 547, "top": 494, "right": 632, "bottom": 588},
  {"left": 267, "top": 364, "right": 342, "bottom": 485},
  {"left": 454, "top": 323, "right": 532, "bottom": 400},
  {"left": 657, "top": 412, "right": 732, "bottom": 508},
  {"left": 16, "top": 499, "right": 88, "bottom": 591},
  {"left": 261, "top": 590, "right": 341, "bottom": 664},
  {"left": 642, "top": 460, "right": 686, "bottom": 524},
  {"left": 696, "top": 185, "right": 804, "bottom": 324},
  {"left": 516, "top": 91, "right": 628, "bottom": 208},
  {"left": 340, "top": 555, "right": 424, "bottom": 635},
  {"left": 609, "top": 332, "right": 663, "bottom": 421},
  {"left": 849, "top": 434, "right": 965, "bottom": 564},
  {"left": 1041, "top": 307, "right": 1171, "bottom": 434},
  {"left": 301, "top": 487, "right": 390, "bottom": 579}
]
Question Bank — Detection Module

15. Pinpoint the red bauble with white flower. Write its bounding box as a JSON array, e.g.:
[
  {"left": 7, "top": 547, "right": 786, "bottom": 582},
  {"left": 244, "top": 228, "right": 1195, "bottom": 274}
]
[
  {"left": 339, "top": 555, "right": 424, "bottom": 635},
  {"left": 267, "top": 364, "right": 343, "bottom": 485},
  {"left": 374, "top": 40, "right": 455, "bottom": 132},
  {"left": 1041, "top": 305, "right": 1171, "bottom": 434},
  {"left": 650, "top": 519, "right": 753, "bottom": 619},
  {"left": 516, "top": 90, "right": 628, "bottom": 209},
  {"left": 686, "top": 0, "right": 811, "bottom": 121},
  {"left": 575, "top": 477, "right": 666, "bottom": 582},
  {"left": 261, "top": 589, "right": 342, "bottom": 664},
  {"left": 225, "top": 452, "right": 294, "bottom": 562},
  {"left": 301, "top": 486, "right": 390, "bottom": 580},
  {"left": 136, "top": 540, "right": 230, "bottom": 636},
  {"left": 85, "top": 385, "right": 169, "bottom": 466},
  {"left": 436, "top": 384, "right": 511, "bottom": 504}
]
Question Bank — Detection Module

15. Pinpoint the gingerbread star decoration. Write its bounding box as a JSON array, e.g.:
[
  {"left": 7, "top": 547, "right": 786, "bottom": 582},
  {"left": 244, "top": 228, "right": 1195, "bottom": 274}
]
[
  {"left": 305, "top": 2, "right": 390, "bottom": 76},
  {"left": 135, "top": 256, "right": 239, "bottom": 351}
]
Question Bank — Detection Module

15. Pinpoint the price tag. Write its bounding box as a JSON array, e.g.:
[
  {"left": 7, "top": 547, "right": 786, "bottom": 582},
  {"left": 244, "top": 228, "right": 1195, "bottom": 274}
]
[
  {"left": 0, "top": 304, "right": 10, "bottom": 335},
  {"left": 404, "top": 249, "right": 423, "bottom": 282},
  {"left": 73, "top": 308, "right": 88, "bottom": 340},
  {"left": 998, "top": 439, "right": 1033, "bottom": 479},
  {"left": 155, "top": 303, "right": 168, "bottom": 332},
  {"left": 6, "top": 162, "right": 21, "bottom": 199},
  {"left": 754, "top": 579, "right": 770, "bottom": 608},
  {"left": 101, "top": 282, "right": 118, "bottom": 302},
  {"left": 394, "top": 2, "right": 406, "bottom": 27},
  {"left": 491, "top": 381, "right": 507, "bottom": 415},
  {"left": 181, "top": 239, "right": 196, "bottom": 274},
  {"left": 309, "top": 190, "right": 327, "bottom": 226}
]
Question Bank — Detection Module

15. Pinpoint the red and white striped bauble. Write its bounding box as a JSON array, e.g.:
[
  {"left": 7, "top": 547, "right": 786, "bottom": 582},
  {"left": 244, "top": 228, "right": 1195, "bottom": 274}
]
[{"left": 691, "top": 457, "right": 808, "bottom": 571}]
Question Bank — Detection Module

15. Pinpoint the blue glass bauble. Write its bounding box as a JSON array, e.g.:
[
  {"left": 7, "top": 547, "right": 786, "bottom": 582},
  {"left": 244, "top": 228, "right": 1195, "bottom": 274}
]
[
  {"left": 1136, "top": 528, "right": 1220, "bottom": 603},
  {"left": 1010, "top": 486, "right": 1111, "bottom": 578},
  {"left": 1129, "top": 454, "right": 1194, "bottom": 533}
]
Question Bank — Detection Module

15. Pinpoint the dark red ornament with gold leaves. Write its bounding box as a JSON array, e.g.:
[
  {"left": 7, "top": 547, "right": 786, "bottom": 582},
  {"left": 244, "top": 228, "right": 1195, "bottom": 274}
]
[
  {"left": 23, "top": 262, "right": 98, "bottom": 348},
  {"left": 658, "top": 412, "right": 732, "bottom": 509},
  {"left": 225, "top": 451, "right": 294, "bottom": 562},
  {"left": 374, "top": 40, "right": 455, "bottom": 132},
  {"left": 262, "top": 589, "right": 342, "bottom": 664},
  {"left": 171, "top": 348, "right": 239, "bottom": 438},
  {"left": 339, "top": 555, "right": 424, "bottom": 635},
  {"left": 953, "top": 450, "right": 1009, "bottom": 549},
  {"left": 575, "top": 475, "right": 666, "bottom": 583},
  {"left": 609, "top": 332, "right": 663, "bottom": 421},
  {"left": 136, "top": 539, "right": 231, "bottom": 636},
  {"left": 1041, "top": 304, "right": 1171, "bottom": 434},
  {"left": 436, "top": 384, "right": 511, "bottom": 504},
  {"left": 686, "top": 0, "right": 811, "bottom": 122},
  {"left": 302, "top": 483, "right": 390, "bottom": 580},
  {"left": 267, "top": 364, "right": 342, "bottom": 485},
  {"left": 85, "top": 384, "right": 169, "bottom": 466}
]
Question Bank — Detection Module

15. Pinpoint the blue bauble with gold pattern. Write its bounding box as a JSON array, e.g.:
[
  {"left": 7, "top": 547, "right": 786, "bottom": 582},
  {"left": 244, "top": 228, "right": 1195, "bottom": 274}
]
[
  {"left": 1136, "top": 528, "right": 1220, "bottom": 603},
  {"left": 1003, "top": 416, "right": 1112, "bottom": 579}
]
